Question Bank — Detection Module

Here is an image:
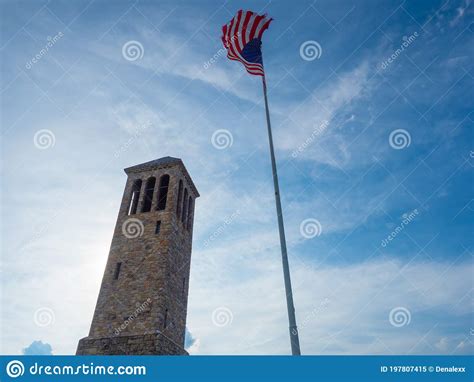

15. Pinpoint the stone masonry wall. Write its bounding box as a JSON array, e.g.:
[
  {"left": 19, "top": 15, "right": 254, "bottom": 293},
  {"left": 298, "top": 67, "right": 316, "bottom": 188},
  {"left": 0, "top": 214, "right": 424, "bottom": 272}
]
[
  {"left": 76, "top": 333, "right": 188, "bottom": 355},
  {"left": 77, "top": 160, "right": 197, "bottom": 355}
]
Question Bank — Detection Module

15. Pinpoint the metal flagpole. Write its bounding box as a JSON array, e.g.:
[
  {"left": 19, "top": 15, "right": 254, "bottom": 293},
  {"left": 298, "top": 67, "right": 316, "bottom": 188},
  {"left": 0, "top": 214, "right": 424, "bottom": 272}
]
[{"left": 261, "top": 73, "right": 301, "bottom": 356}]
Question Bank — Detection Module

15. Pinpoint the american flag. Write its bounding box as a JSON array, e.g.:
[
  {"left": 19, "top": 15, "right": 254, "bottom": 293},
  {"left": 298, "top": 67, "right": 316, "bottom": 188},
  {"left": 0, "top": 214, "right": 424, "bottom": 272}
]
[{"left": 221, "top": 10, "right": 273, "bottom": 76}]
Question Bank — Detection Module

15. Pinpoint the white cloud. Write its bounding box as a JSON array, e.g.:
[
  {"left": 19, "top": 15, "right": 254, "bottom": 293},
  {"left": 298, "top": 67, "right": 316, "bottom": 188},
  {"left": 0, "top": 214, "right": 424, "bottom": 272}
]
[
  {"left": 449, "top": 0, "right": 472, "bottom": 27},
  {"left": 275, "top": 60, "right": 373, "bottom": 168},
  {"left": 88, "top": 23, "right": 263, "bottom": 105},
  {"left": 22, "top": 340, "right": 53, "bottom": 355},
  {"left": 187, "top": 255, "right": 473, "bottom": 354}
]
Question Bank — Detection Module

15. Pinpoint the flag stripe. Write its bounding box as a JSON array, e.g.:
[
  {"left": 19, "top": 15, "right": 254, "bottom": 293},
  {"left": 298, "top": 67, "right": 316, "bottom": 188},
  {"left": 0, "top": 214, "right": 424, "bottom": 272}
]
[
  {"left": 257, "top": 18, "right": 272, "bottom": 39},
  {"left": 249, "top": 14, "right": 265, "bottom": 42},
  {"left": 232, "top": 10, "right": 243, "bottom": 51},
  {"left": 226, "top": 13, "right": 241, "bottom": 64},
  {"left": 221, "top": 24, "right": 228, "bottom": 46},
  {"left": 240, "top": 11, "right": 252, "bottom": 48},
  {"left": 244, "top": 13, "right": 258, "bottom": 46}
]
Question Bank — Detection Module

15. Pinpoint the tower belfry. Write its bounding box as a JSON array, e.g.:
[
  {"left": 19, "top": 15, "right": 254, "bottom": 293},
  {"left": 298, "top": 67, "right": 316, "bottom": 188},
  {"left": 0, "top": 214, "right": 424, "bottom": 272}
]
[{"left": 77, "top": 157, "right": 199, "bottom": 355}]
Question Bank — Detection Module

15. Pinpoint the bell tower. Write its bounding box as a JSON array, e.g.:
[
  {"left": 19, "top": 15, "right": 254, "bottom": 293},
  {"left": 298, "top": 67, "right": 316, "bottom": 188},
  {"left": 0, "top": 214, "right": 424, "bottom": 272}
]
[{"left": 77, "top": 157, "right": 199, "bottom": 355}]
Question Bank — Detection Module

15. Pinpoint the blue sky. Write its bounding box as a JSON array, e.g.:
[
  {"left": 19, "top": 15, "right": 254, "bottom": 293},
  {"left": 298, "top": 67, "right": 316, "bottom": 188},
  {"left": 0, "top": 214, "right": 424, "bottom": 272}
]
[{"left": 1, "top": 0, "right": 473, "bottom": 355}]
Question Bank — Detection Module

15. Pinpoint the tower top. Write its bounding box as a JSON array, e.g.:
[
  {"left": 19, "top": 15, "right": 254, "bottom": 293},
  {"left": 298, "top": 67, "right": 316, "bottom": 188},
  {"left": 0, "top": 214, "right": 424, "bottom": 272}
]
[{"left": 124, "top": 156, "right": 199, "bottom": 197}]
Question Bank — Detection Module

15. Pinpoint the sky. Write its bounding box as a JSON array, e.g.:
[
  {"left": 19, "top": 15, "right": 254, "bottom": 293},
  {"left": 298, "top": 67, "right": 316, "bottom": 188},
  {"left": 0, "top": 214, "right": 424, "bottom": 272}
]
[{"left": 0, "top": 0, "right": 473, "bottom": 355}]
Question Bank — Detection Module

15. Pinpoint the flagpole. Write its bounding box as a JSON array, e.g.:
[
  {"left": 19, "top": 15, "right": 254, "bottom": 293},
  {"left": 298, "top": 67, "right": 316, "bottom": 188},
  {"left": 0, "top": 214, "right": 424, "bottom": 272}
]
[{"left": 261, "top": 73, "right": 301, "bottom": 356}]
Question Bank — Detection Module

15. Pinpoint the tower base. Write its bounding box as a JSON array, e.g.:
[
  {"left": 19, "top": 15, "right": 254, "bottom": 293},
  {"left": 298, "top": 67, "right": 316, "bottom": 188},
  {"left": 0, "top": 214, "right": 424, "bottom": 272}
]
[{"left": 76, "top": 333, "right": 188, "bottom": 355}]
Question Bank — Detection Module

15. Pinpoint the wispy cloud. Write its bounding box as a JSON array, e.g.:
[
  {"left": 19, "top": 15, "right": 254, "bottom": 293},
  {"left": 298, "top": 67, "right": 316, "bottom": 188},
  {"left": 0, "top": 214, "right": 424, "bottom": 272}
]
[{"left": 188, "top": 255, "right": 473, "bottom": 354}]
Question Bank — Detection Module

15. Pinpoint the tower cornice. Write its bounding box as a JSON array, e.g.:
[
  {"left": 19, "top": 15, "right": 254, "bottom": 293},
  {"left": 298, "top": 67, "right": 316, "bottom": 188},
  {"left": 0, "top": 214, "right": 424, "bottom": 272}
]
[{"left": 124, "top": 156, "right": 199, "bottom": 197}]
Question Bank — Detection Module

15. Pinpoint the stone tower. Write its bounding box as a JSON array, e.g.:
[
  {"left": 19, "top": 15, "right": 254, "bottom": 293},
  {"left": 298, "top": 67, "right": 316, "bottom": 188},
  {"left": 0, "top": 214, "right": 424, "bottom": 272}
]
[{"left": 77, "top": 157, "right": 199, "bottom": 355}]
